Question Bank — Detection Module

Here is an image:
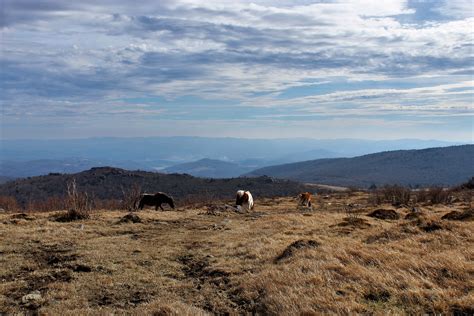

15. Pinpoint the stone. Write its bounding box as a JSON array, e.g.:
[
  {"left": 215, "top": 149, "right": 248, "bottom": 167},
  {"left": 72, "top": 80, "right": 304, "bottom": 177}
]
[{"left": 21, "top": 291, "right": 43, "bottom": 306}]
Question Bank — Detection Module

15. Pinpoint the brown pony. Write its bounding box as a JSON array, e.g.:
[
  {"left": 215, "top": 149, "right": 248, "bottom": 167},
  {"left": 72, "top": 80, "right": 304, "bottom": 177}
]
[
  {"left": 138, "top": 192, "right": 175, "bottom": 211},
  {"left": 298, "top": 192, "right": 312, "bottom": 208}
]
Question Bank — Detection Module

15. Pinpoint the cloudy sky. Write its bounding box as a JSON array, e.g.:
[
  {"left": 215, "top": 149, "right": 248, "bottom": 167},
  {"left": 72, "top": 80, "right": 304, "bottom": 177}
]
[{"left": 1, "top": 0, "right": 473, "bottom": 140}]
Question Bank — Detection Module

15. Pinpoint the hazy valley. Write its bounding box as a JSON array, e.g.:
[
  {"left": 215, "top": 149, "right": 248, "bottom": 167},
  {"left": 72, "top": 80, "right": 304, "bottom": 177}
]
[{"left": 0, "top": 137, "right": 461, "bottom": 179}]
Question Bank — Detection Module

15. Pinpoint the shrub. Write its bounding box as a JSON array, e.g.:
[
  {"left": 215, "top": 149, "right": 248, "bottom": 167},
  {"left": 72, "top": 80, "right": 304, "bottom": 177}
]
[
  {"left": 368, "top": 185, "right": 411, "bottom": 206},
  {"left": 26, "top": 196, "right": 65, "bottom": 212},
  {"left": 427, "top": 187, "right": 450, "bottom": 204},
  {"left": 414, "top": 187, "right": 451, "bottom": 205},
  {"left": 460, "top": 177, "right": 474, "bottom": 190},
  {"left": 60, "top": 179, "right": 92, "bottom": 221},
  {"left": 343, "top": 204, "right": 360, "bottom": 221},
  {"left": 0, "top": 195, "right": 19, "bottom": 212},
  {"left": 451, "top": 177, "right": 474, "bottom": 192},
  {"left": 94, "top": 198, "right": 122, "bottom": 210},
  {"left": 121, "top": 183, "right": 142, "bottom": 211}
]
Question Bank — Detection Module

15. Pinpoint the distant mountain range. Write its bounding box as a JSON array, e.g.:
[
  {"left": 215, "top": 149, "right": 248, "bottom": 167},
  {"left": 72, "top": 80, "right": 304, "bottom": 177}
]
[
  {"left": 0, "top": 167, "right": 308, "bottom": 207},
  {"left": 0, "top": 158, "right": 154, "bottom": 179},
  {"left": 1, "top": 145, "right": 471, "bottom": 207},
  {"left": 0, "top": 176, "right": 14, "bottom": 184},
  {"left": 0, "top": 137, "right": 462, "bottom": 179},
  {"left": 163, "top": 158, "right": 254, "bottom": 178},
  {"left": 247, "top": 145, "right": 474, "bottom": 188}
]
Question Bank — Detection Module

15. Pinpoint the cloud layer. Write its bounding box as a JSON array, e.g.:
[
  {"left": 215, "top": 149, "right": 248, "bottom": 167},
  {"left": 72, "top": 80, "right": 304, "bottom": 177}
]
[{"left": 1, "top": 0, "right": 473, "bottom": 140}]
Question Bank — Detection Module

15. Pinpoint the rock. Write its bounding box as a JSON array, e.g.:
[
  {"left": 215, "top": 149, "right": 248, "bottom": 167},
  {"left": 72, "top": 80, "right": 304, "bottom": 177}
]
[
  {"left": 411, "top": 207, "right": 421, "bottom": 213},
  {"left": 21, "top": 291, "right": 43, "bottom": 307}
]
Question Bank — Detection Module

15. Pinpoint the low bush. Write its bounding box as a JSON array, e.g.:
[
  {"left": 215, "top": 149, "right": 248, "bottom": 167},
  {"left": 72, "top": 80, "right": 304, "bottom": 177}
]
[
  {"left": 368, "top": 185, "right": 411, "bottom": 206},
  {"left": 414, "top": 187, "right": 451, "bottom": 205},
  {"left": 121, "top": 183, "right": 142, "bottom": 211},
  {"left": 60, "top": 179, "right": 92, "bottom": 221}
]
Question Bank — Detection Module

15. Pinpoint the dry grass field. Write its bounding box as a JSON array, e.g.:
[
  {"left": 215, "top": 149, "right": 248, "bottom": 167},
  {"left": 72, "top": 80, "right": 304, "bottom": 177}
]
[{"left": 1, "top": 192, "right": 473, "bottom": 315}]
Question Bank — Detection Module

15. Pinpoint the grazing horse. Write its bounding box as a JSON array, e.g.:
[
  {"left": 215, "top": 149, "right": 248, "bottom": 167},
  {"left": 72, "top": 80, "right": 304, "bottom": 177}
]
[
  {"left": 236, "top": 190, "right": 254, "bottom": 212},
  {"left": 298, "top": 192, "right": 312, "bottom": 208},
  {"left": 138, "top": 192, "right": 175, "bottom": 211}
]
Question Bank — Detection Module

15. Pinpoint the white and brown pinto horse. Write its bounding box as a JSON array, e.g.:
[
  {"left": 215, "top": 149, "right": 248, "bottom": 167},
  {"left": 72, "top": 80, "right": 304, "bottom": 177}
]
[{"left": 235, "top": 190, "right": 254, "bottom": 212}]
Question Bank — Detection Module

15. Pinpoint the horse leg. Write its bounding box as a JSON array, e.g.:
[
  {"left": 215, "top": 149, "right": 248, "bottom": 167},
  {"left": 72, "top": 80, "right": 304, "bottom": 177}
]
[{"left": 160, "top": 205, "right": 165, "bottom": 211}]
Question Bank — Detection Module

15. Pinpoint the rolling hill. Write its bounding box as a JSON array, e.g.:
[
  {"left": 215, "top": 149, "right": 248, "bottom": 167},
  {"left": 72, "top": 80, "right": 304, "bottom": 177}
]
[
  {"left": 0, "top": 158, "right": 156, "bottom": 179},
  {"left": 0, "top": 176, "right": 14, "bottom": 184},
  {"left": 0, "top": 167, "right": 308, "bottom": 207},
  {"left": 1, "top": 137, "right": 461, "bottom": 179},
  {"left": 163, "top": 158, "right": 254, "bottom": 178},
  {"left": 246, "top": 145, "right": 474, "bottom": 188}
]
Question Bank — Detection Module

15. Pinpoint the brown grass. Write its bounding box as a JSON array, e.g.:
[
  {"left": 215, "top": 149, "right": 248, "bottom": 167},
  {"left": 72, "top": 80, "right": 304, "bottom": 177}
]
[{"left": 0, "top": 191, "right": 473, "bottom": 314}]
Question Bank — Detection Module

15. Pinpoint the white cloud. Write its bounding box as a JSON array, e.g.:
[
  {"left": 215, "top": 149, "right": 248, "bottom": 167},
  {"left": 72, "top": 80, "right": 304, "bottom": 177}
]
[
  {"left": 435, "top": 0, "right": 474, "bottom": 19},
  {"left": 1, "top": 0, "right": 472, "bottom": 140}
]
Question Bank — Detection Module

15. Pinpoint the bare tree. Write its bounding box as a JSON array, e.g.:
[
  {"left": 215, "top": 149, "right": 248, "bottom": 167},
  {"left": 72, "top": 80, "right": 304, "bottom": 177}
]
[
  {"left": 62, "top": 179, "right": 92, "bottom": 220},
  {"left": 121, "top": 183, "right": 142, "bottom": 212}
]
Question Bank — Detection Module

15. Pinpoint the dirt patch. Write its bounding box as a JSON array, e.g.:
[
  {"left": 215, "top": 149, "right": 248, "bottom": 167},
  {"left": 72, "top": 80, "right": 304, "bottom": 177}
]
[
  {"left": 441, "top": 209, "right": 473, "bottom": 221},
  {"left": 177, "top": 254, "right": 230, "bottom": 287},
  {"left": 450, "top": 304, "right": 474, "bottom": 315},
  {"left": 10, "top": 213, "right": 35, "bottom": 220},
  {"left": 364, "top": 289, "right": 391, "bottom": 302},
  {"left": 88, "top": 284, "right": 156, "bottom": 308},
  {"left": 3, "top": 213, "right": 36, "bottom": 224},
  {"left": 29, "top": 243, "right": 78, "bottom": 268},
  {"left": 68, "top": 263, "right": 92, "bottom": 273},
  {"left": 44, "top": 253, "right": 78, "bottom": 266},
  {"left": 368, "top": 209, "right": 400, "bottom": 220},
  {"left": 274, "top": 240, "right": 320, "bottom": 263},
  {"left": 118, "top": 213, "right": 142, "bottom": 223},
  {"left": 201, "top": 204, "right": 239, "bottom": 216},
  {"left": 1, "top": 241, "right": 81, "bottom": 311},
  {"left": 53, "top": 210, "right": 90, "bottom": 222},
  {"left": 228, "top": 287, "right": 269, "bottom": 314},
  {"left": 5, "top": 269, "right": 73, "bottom": 312},
  {"left": 419, "top": 221, "right": 445, "bottom": 232},
  {"left": 176, "top": 254, "right": 238, "bottom": 314}
]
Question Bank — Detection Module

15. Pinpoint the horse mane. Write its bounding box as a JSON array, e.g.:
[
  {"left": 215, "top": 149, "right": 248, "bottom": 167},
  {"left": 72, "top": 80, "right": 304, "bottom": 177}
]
[{"left": 157, "top": 192, "right": 173, "bottom": 201}]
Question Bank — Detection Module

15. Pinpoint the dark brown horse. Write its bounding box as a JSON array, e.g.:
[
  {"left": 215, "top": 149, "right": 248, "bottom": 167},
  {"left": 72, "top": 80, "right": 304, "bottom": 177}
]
[{"left": 138, "top": 192, "right": 175, "bottom": 211}]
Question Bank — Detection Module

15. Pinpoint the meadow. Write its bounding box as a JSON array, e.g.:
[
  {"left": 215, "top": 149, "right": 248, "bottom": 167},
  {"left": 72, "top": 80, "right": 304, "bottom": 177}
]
[{"left": 1, "top": 191, "right": 472, "bottom": 315}]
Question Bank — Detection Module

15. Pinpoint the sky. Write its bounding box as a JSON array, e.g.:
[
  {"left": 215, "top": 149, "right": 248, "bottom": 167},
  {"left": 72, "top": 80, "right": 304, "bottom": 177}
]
[{"left": 1, "top": 0, "right": 473, "bottom": 141}]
